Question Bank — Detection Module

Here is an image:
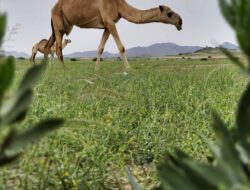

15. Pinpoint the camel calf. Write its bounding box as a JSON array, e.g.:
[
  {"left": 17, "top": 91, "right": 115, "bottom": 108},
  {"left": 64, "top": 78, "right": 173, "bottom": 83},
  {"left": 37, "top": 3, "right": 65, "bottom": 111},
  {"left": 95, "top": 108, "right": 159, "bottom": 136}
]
[
  {"left": 44, "top": 0, "right": 182, "bottom": 70},
  {"left": 30, "top": 39, "right": 71, "bottom": 64}
]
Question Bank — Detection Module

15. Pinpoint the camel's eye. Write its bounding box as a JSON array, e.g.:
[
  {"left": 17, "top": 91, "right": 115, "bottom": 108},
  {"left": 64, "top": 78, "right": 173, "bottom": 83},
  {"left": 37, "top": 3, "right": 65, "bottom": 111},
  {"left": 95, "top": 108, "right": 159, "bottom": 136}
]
[{"left": 167, "top": 12, "right": 173, "bottom": 18}]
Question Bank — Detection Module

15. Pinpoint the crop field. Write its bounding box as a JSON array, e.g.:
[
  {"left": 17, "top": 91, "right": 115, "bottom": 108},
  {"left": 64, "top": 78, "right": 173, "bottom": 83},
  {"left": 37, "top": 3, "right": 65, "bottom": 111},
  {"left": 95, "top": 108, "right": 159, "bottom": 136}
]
[{"left": 0, "top": 56, "right": 247, "bottom": 189}]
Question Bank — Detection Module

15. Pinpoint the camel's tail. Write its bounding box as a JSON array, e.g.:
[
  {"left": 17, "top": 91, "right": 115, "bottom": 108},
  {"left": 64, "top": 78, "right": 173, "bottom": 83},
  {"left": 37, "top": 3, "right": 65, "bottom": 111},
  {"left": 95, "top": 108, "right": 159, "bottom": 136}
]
[{"left": 117, "top": 0, "right": 142, "bottom": 23}]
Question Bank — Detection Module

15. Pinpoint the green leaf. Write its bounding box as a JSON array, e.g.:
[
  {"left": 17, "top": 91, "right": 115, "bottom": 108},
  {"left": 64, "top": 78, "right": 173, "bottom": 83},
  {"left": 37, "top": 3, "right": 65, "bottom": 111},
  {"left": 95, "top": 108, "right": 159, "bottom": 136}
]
[
  {"left": 219, "top": 0, "right": 236, "bottom": 28},
  {"left": 220, "top": 48, "right": 246, "bottom": 71},
  {"left": 125, "top": 166, "right": 142, "bottom": 190},
  {"left": 0, "top": 153, "right": 20, "bottom": 167},
  {"left": 237, "top": 82, "right": 250, "bottom": 151},
  {"left": 0, "top": 130, "right": 20, "bottom": 167},
  {"left": 1, "top": 129, "right": 16, "bottom": 151},
  {"left": 0, "top": 57, "right": 14, "bottom": 96},
  {"left": 158, "top": 155, "right": 199, "bottom": 190},
  {"left": 4, "top": 118, "right": 64, "bottom": 156},
  {"left": 180, "top": 159, "right": 232, "bottom": 188},
  {"left": 166, "top": 152, "right": 222, "bottom": 190},
  {"left": 0, "top": 14, "right": 6, "bottom": 43},
  {"left": 212, "top": 112, "right": 247, "bottom": 184},
  {"left": 0, "top": 88, "right": 32, "bottom": 125},
  {"left": 18, "top": 63, "right": 46, "bottom": 91}
]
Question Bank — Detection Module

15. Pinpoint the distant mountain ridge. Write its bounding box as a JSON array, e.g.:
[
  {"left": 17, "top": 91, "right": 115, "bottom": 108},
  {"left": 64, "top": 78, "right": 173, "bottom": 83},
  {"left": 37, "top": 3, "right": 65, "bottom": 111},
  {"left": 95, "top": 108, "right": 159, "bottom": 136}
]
[
  {"left": 0, "top": 42, "right": 238, "bottom": 59},
  {"left": 195, "top": 42, "right": 239, "bottom": 54},
  {"left": 0, "top": 50, "right": 29, "bottom": 58},
  {"left": 65, "top": 51, "right": 114, "bottom": 58},
  {"left": 218, "top": 42, "right": 238, "bottom": 50},
  {"left": 65, "top": 42, "right": 203, "bottom": 58}
]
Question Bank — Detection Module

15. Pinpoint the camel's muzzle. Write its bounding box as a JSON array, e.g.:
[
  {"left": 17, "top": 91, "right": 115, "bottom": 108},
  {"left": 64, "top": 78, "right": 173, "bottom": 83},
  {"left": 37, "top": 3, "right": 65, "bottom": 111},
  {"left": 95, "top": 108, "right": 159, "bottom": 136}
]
[
  {"left": 177, "top": 25, "right": 182, "bottom": 31},
  {"left": 176, "top": 19, "right": 182, "bottom": 31}
]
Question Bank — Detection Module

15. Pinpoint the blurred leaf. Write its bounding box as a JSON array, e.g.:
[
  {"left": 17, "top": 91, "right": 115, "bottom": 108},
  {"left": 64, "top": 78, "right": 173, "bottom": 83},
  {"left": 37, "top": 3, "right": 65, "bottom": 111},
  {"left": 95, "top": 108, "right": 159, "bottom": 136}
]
[
  {"left": 158, "top": 155, "right": 199, "bottom": 190},
  {"left": 155, "top": 1, "right": 250, "bottom": 189},
  {"left": 219, "top": 0, "right": 236, "bottom": 28},
  {"left": 0, "top": 88, "right": 32, "bottom": 125},
  {"left": 180, "top": 159, "right": 232, "bottom": 188},
  {"left": 152, "top": 186, "right": 164, "bottom": 190},
  {"left": 125, "top": 166, "right": 141, "bottom": 190},
  {"left": 220, "top": 0, "right": 250, "bottom": 63},
  {"left": 237, "top": 83, "right": 250, "bottom": 151},
  {"left": 200, "top": 134, "right": 220, "bottom": 158},
  {"left": 220, "top": 48, "right": 246, "bottom": 71},
  {"left": 10, "top": 110, "right": 27, "bottom": 124},
  {"left": 173, "top": 149, "right": 232, "bottom": 188},
  {"left": 0, "top": 129, "right": 20, "bottom": 167},
  {"left": 0, "top": 14, "right": 6, "bottom": 43},
  {"left": 0, "top": 153, "right": 20, "bottom": 167},
  {"left": 0, "top": 57, "right": 14, "bottom": 96},
  {"left": 0, "top": 9, "right": 64, "bottom": 170},
  {"left": 18, "top": 63, "right": 46, "bottom": 91},
  {"left": 163, "top": 151, "right": 230, "bottom": 190},
  {"left": 1, "top": 129, "right": 15, "bottom": 151},
  {"left": 5, "top": 118, "right": 64, "bottom": 155},
  {"left": 212, "top": 112, "right": 247, "bottom": 183}
]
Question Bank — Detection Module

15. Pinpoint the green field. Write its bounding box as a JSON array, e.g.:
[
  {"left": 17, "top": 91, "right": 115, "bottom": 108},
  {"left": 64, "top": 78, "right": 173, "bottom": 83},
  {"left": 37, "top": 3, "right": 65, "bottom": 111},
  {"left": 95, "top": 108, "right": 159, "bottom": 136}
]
[{"left": 0, "top": 57, "right": 247, "bottom": 189}]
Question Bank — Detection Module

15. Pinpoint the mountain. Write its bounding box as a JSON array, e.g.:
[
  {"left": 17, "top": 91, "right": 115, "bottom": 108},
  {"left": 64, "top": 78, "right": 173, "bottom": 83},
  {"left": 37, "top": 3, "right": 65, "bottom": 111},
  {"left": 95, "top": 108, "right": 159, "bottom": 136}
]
[
  {"left": 65, "top": 42, "right": 203, "bottom": 58},
  {"left": 195, "top": 42, "right": 239, "bottom": 54},
  {"left": 65, "top": 51, "right": 113, "bottom": 58},
  {"left": 125, "top": 43, "right": 202, "bottom": 57},
  {"left": 0, "top": 50, "right": 29, "bottom": 58},
  {"left": 0, "top": 42, "right": 238, "bottom": 59},
  {"left": 218, "top": 42, "right": 238, "bottom": 50}
]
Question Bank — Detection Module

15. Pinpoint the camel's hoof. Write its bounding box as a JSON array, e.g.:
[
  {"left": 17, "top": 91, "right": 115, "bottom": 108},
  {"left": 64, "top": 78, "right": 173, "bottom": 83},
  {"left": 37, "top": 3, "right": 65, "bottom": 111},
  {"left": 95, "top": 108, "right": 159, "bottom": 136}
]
[
  {"left": 62, "top": 65, "right": 66, "bottom": 70},
  {"left": 95, "top": 66, "right": 100, "bottom": 72},
  {"left": 125, "top": 66, "right": 132, "bottom": 72},
  {"left": 123, "top": 72, "right": 128, "bottom": 76}
]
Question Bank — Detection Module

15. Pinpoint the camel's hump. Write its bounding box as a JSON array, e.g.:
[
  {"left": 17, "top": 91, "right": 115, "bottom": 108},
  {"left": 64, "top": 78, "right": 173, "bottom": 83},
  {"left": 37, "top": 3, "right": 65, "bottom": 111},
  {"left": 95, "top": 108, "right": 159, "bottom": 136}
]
[{"left": 39, "top": 39, "right": 48, "bottom": 43}]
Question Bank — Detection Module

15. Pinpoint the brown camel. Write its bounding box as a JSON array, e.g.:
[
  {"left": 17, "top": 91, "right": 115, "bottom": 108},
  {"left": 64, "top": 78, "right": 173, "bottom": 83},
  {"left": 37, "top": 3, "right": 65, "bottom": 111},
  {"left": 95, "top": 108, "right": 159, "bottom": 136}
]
[
  {"left": 44, "top": 0, "right": 182, "bottom": 70},
  {"left": 30, "top": 39, "right": 71, "bottom": 64}
]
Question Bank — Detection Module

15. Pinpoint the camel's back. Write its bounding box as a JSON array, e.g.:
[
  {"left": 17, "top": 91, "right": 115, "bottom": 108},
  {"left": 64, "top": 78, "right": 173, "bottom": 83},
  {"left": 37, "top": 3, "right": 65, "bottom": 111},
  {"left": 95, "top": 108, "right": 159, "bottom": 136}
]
[
  {"left": 59, "top": 0, "right": 120, "bottom": 28},
  {"left": 37, "top": 39, "right": 49, "bottom": 53},
  {"left": 38, "top": 39, "right": 48, "bottom": 45},
  {"left": 61, "top": 0, "right": 101, "bottom": 21}
]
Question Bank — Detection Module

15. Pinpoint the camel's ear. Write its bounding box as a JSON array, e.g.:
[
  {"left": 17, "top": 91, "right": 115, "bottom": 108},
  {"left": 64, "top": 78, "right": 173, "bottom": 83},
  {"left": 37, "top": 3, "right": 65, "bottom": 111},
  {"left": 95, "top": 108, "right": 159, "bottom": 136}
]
[{"left": 159, "top": 5, "right": 164, "bottom": 12}]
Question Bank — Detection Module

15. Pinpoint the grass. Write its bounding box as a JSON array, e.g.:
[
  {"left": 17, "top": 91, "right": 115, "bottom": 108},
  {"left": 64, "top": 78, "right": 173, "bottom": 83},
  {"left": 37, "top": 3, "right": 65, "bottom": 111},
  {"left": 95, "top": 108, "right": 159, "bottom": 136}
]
[{"left": 0, "top": 57, "right": 247, "bottom": 189}]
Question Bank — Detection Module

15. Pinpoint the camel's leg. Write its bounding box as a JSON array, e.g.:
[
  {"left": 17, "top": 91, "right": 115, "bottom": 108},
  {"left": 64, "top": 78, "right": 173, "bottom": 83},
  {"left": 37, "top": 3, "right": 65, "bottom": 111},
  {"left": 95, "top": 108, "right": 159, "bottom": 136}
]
[
  {"left": 50, "top": 51, "right": 54, "bottom": 65},
  {"left": 54, "top": 31, "right": 64, "bottom": 67},
  {"left": 95, "top": 29, "right": 110, "bottom": 71},
  {"left": 30, "top": 46, "right": 37, "bottom": 65},
  {"left": 51, "top": 4, "right": 67, "bottom": 67},
  {"left": 44, "top": 19, "right": 56, "bottom": 61},
  {"left": 44, "top": 35, "right": 55, "bottom": 62},
  {"left": 105, "top": 21, "right": 131, "bottom": 70},
  {"left": 50, "top": 17, "right": 65, "bottom": 67}
]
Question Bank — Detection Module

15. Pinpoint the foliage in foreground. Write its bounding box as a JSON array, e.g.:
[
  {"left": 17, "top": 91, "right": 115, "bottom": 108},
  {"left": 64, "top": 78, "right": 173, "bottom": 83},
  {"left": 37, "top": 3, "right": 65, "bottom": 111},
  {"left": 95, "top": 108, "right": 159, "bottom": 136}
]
[
  {"left": 126, "top": 0, "right": 250, "bottom": 189},
  {"left": 0, "top": 12, "right": 63, "bottom": 167}
]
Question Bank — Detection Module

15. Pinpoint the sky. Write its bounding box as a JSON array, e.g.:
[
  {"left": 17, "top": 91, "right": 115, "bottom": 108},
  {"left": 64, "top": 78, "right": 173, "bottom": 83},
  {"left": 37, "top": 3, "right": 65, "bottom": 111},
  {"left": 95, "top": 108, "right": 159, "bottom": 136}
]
[{"left": 0, "top": 0, "right": 237, "bottom": 55}]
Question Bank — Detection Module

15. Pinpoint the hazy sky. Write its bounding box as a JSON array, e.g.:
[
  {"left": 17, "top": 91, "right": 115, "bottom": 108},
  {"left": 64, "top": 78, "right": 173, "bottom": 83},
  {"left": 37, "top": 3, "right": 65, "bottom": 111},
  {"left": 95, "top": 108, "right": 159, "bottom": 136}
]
[{"left": 0, "top": 0, "right": 237, "bottom": 55}]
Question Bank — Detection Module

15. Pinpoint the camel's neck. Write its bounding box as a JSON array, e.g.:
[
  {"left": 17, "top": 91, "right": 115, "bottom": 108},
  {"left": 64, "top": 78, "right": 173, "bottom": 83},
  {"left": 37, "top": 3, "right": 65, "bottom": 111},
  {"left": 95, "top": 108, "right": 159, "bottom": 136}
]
[
  {"left": 139, "top": 8, "right": 160, "bottom": 23},
  {"left": 118, "top": 1, "right": 160, "bottom": 24}
]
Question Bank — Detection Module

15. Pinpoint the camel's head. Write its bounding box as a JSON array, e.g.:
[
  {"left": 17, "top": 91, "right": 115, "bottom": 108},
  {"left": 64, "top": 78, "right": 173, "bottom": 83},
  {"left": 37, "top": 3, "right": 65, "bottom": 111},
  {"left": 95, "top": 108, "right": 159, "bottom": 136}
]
[
  {"left": 64, "top": 39, "right": 72, "bottom": 44},
  {"left": 159, "top": 5, "right": 182, "bottom": 31}
]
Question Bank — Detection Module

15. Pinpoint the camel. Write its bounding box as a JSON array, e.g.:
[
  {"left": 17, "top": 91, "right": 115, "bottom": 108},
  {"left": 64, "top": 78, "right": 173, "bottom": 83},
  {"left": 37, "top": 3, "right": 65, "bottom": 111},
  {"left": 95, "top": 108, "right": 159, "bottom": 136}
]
[
  {"left": 44, "top": 0, "right": 182, "bottom": 70},
  {"left": 30, "top": 38, "right": 71, "bottom": 64}
]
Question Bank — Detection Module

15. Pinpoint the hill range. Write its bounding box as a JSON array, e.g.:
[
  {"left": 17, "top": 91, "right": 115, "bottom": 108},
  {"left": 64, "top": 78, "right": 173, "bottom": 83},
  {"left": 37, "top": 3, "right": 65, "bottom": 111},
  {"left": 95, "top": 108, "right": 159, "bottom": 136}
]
[{"left": 0, "top": 42, "right": 238, "bottom": 59}]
